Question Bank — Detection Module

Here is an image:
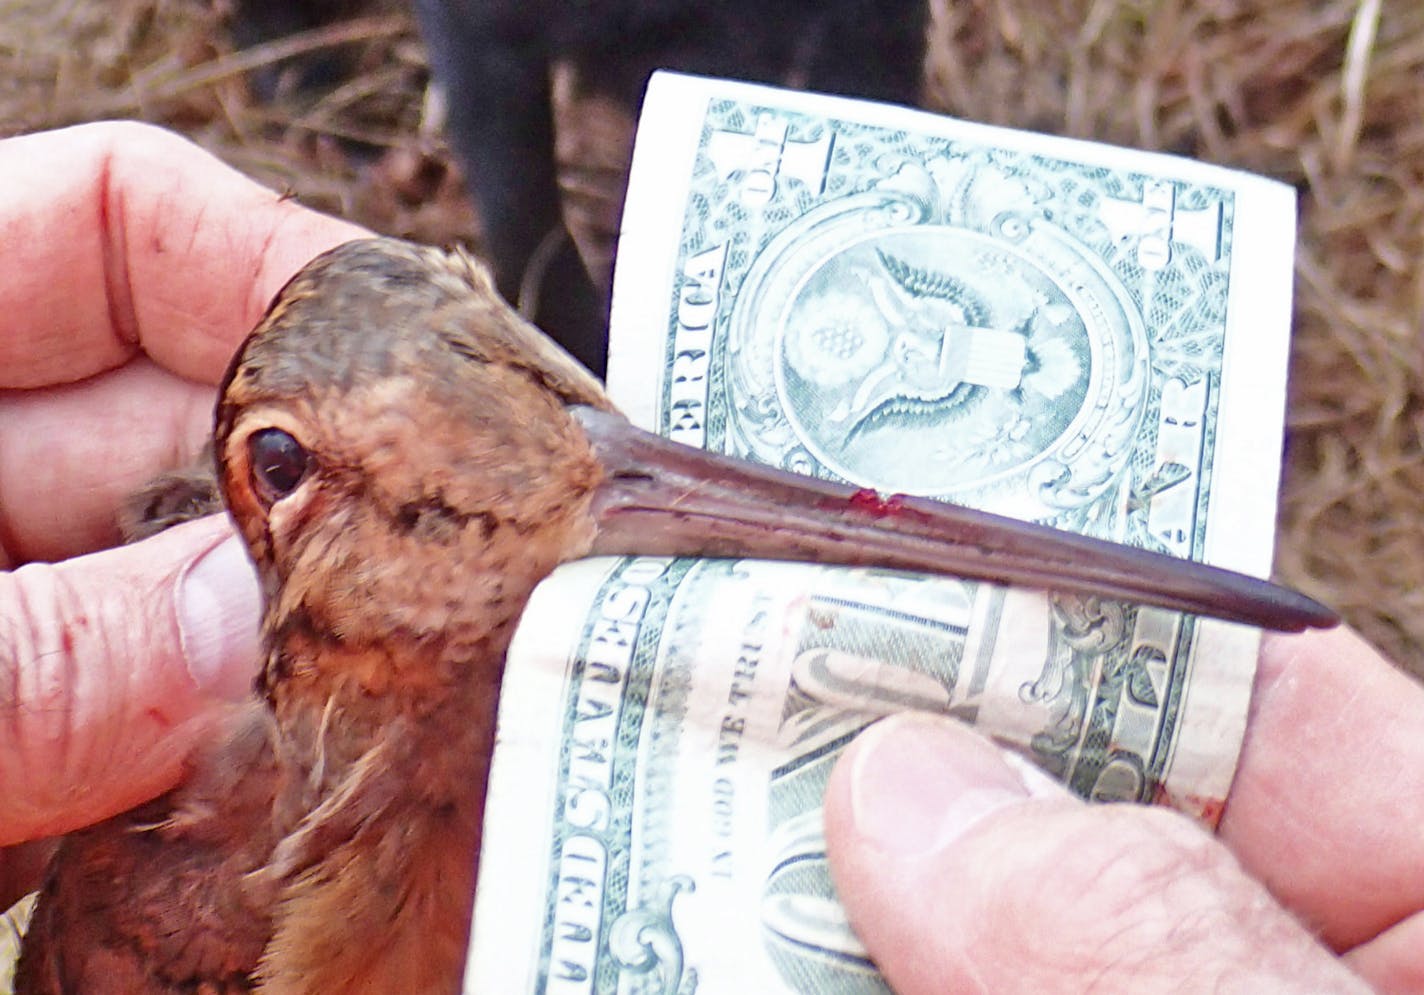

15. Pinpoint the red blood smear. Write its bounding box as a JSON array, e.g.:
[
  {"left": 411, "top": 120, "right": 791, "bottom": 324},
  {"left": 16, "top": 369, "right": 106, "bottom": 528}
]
[
  {"left": 848, "top": 488, "right": 909, "bottom": 518},
  {"left": 144, "top": 707, "right": 173, "bottom": 730},
  {"left": 1152, "top": 783, "right": 1227, "bottom": 827}
]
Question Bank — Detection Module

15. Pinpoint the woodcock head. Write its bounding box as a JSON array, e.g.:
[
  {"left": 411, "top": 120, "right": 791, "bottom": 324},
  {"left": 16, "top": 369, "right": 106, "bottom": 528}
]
[
  {"left": 216, "top": 239, "right": 617, "bottom": 706},
  {"left": 214, "top": 237, "right": 1334, "bottom": 705}
]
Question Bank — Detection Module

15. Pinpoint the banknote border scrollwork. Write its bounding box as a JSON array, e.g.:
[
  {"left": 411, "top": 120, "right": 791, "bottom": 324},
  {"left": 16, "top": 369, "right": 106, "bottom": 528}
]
[{"left": 537, "top": 557, "right": 697, "bottom": 994}]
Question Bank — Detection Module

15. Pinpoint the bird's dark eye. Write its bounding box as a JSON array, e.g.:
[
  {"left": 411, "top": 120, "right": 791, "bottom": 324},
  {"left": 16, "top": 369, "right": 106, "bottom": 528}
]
[{"left": 249, "top": 428, "right": 311, "bottom": 502}]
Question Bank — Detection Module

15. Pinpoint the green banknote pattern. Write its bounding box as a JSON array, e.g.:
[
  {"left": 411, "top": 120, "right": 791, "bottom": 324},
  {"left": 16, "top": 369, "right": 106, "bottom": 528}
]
[
  {"left": 660, "top": 97, "right": 1236, "bottom": 557},
  {"left": 533, "top": 557, "right": 1202, "bottom": 994}
]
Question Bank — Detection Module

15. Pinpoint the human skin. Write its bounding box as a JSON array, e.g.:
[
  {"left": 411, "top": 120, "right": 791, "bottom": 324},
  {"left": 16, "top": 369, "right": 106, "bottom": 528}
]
[
  {"left": 0, "top": 121, "right": 365, "bottom": 859},
  {"left": 825, "top": 625, "right": 1424, "bottom": 993},
  {"left": 1, "top": 121, "right": 1419, "bottom": 994}
]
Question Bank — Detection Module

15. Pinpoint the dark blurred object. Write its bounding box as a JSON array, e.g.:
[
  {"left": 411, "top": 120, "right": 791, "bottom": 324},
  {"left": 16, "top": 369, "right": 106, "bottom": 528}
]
[
  {"left": 230, "top": 0, "right": 406, "bottom": 97},
  {"left": 224, "top": 0, "right": 926, "bottom": 374},
  {"left": 413, "top": 0, "right": 928, "bottom": 375}
]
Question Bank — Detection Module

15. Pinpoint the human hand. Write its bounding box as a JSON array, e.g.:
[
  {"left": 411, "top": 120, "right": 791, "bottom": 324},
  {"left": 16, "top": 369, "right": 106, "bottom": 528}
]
[
  {"left": 0, "top": 121, "right": 366, "bottom": 861},
  {"left": 824, "top": 626, "right": 1424, "bottom": 993}
]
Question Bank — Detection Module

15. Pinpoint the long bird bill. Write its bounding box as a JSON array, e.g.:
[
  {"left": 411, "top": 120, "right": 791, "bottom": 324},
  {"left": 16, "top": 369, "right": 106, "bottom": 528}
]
[{"left": 571, "top": 406, "right": 1336, "bottom": 633}]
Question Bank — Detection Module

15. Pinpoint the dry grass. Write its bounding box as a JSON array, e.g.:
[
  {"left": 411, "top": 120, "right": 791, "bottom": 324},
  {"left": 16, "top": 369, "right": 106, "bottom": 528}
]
[
  {"left": 1, "top": 0, "right": 1419, "bottom": 672},
  {"left": 0, "top": 0, "right": 479, "bottom": 245}
]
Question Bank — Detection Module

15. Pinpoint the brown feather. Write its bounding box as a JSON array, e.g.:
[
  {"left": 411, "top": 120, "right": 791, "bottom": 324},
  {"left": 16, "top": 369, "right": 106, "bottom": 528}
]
[{"left": 19, "top": 238, "right": 616, "bottom": 994}]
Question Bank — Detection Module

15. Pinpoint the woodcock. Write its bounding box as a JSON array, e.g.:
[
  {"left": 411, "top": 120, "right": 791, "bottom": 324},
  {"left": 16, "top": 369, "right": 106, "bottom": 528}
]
[{"left": 14, "top": 237, "right": 1334, "bottom": 994}]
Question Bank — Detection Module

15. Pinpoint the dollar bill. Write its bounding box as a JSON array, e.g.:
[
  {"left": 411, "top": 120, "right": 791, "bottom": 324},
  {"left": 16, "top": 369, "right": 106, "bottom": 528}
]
[
  {"left": 606, "top": 73, "right": 1294, "bottom": 562},
  {"left": 467, "top": 73, "right": 1297, "bottom": 993}
]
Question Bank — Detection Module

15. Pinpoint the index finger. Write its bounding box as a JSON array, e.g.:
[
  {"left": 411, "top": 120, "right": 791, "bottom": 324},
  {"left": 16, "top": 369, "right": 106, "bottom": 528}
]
[
  {"left": 0, "top": 121, "right": 367, "bottom": 389},
  {"left": 1220, "top": 625, "right": 1424, "bottom": 950}
]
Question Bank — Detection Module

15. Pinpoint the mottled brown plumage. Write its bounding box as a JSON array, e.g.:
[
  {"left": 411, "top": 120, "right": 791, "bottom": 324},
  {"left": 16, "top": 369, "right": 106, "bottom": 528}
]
[
  {"left": 15, "top": 236, "right": 1333, "bottom": 995},
  {"left": 19, "top": 239, "right": 615, "bottom": 994}
]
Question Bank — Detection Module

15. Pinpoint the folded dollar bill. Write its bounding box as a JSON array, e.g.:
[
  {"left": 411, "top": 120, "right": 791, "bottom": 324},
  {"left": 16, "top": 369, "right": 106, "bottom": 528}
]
[{"left": 467, "top": 72, "right": 1297, "bottom": 994}]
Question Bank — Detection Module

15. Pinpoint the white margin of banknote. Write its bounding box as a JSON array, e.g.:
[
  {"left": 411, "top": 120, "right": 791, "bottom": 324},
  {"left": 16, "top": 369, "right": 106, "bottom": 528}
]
[
  {"left": 605, "top": 75, "right": 709, "bottom": 403},
  {"left": 1166, "top": 152, "right": 1295, "bottom": 812},
  {"left": 465, "top": 557, "right": 622, "bottom": 995},
  {"left": 1203, "top": 177, "right": 1297, "bottom": 579}
]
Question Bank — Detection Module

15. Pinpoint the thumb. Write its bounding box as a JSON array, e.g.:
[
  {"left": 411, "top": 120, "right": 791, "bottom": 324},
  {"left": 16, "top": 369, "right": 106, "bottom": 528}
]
[
  {"left": 0, "top": 514, "right": 260, "bottom": 844},
  {"left": 823, "top": 714, "right": 1369, "bottom": 995}
]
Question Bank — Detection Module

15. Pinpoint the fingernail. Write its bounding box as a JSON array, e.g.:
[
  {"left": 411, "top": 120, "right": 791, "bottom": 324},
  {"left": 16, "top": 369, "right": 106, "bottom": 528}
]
[
  {"left": 849, "top": 714, "right": 1032, "bottom": 857},
  {"left": 177, "top": 534, "right": 261, "bottom": 700}
]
